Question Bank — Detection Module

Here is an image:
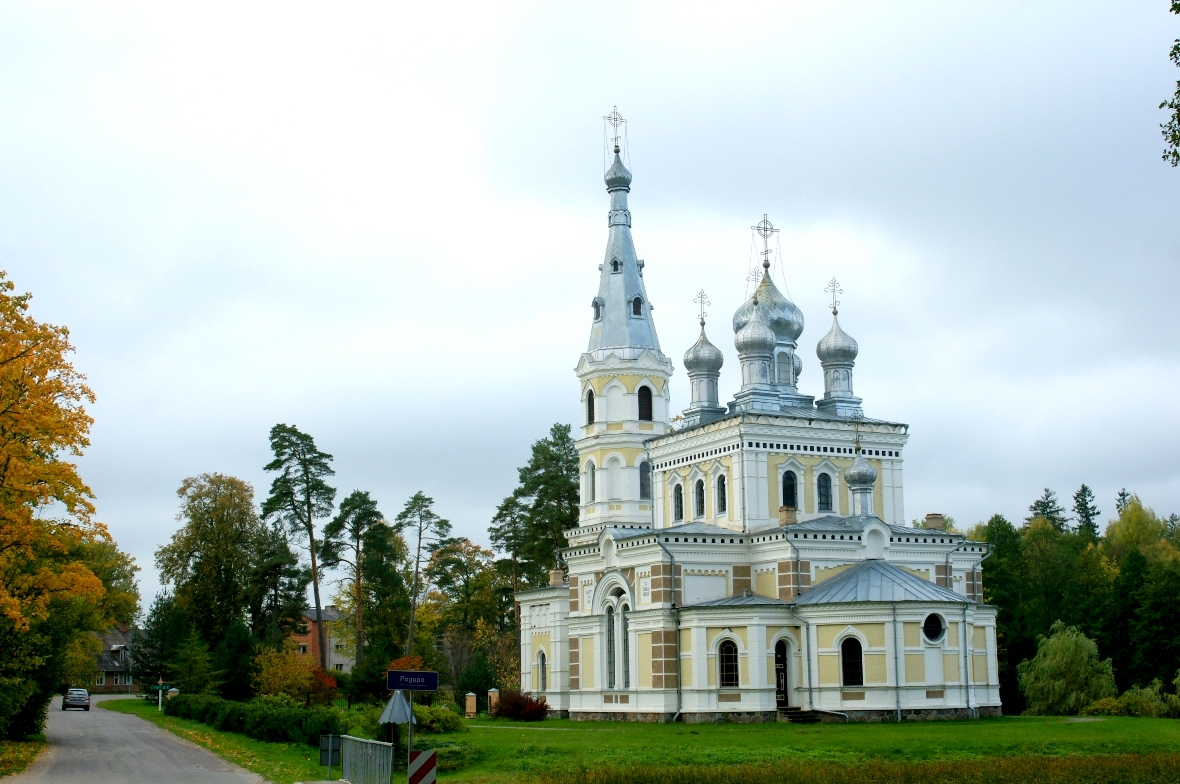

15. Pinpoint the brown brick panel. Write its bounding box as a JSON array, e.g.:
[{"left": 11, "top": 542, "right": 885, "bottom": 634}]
[
  {"left": 569, "top": 638, "right": 580, "bottom": 690},
  {"left": 569, "top": 575, "right": 579, "bottom": 611},
  {"left": 733, "top": 564, "right": 751, "bottom": 594},
  {"left": 935, "top": 564, "right": 948, "bottom": 588}
]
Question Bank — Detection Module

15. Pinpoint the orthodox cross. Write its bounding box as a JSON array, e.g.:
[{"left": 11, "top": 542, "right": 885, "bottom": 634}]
[
  {"left": 850, "top": 411, "right": 864, "bottom": 454},
  {"left": 694, "top": 289, "right": 710, "bottom": 326},
  {"left": 825, "top": 277, "right": 843, "bottom": 315},
  {"left": 604, "top": 106, "right": 626, "bottom": 152},
  {"left": 752, "top": 214, "right": 779, "bottom": 271}
]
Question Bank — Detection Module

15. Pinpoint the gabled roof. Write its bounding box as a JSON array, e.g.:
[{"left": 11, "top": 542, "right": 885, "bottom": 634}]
[
  {"left": 683, "top": 592, "right": 793, "bottom": 609},
  {"left": 303, "top": 605, "right": 348, "bottom": 623},
  {"left": 616, "top": 521, "right": 740, "bottom": 542},
  {"left": 795, "top": 559, "right": 971, "bottom": 605}
]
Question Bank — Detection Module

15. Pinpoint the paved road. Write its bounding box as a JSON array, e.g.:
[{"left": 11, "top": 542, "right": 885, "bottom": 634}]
[{"left": 11, "top": 695, "right": 263, "bottom": 784}]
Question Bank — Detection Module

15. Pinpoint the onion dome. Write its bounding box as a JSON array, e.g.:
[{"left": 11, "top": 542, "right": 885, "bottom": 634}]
[
  {"left": 732, "top": 267, "right": 804, "bottom": 344},
  {"left": 734, "top": 297, "right": 776, "bottom": 356},
  {"left": 683, "top": 321, "right": 724, "bottom": 374},
  {"left": 844, "top": 452, "right": 877, "bottom": 489},
  {"left": 816, "top": 310, "right": 858, "bottom": 363},
  {"left": 604, "top": 150, "right": 632, "bottom": 191}
]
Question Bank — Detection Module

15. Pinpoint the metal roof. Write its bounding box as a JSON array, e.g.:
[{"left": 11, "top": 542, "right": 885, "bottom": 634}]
[
  {"left": 795, "top": 559, "right": 971, "bottom": 606},
  {"left": 683, "top": 592, "right": 793, "bottom": 609},
  {"left": 616, "top": 522, "right": 743, "bottom": 542}
]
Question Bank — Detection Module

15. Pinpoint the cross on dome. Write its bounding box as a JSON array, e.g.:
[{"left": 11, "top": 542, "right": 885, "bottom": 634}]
[
  {"left": 604, "top": 106, "right": 626, "bottom": 153},
  {"left": 694, "top": 289, "right": 711, "bottom": 326},
  {"left": 825, "top": 277, "right": 844, "bottom": 315},
  {"left": 751, "top": 214, "right": 778, "bottom": 270}
]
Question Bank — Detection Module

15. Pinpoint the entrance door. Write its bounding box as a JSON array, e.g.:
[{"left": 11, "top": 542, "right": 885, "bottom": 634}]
[{"left": 774, "top": 640, "right": 788, "bottom": 709}]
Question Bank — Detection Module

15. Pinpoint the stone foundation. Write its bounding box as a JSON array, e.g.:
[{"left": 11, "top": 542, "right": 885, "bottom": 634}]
[
  {"left": 822, "top": 705, "right": 1003, "bottom": 722},
  {"left": 570, "top": 705, "right": 1002, "bottom": 723},
  {"left": 681, "top": 711, "right": 777, "bottom": 724},
  {"left": 570, "top": 711, "right": 678, "bottom": 722}
]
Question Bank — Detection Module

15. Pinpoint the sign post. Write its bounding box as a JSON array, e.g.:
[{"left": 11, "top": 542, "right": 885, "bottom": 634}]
[
  {"left": 387, "top": 670, "right": 439, "bottom": 782},
  {"left": 150, "top": 679, "right": 173, "bottom": 712}
]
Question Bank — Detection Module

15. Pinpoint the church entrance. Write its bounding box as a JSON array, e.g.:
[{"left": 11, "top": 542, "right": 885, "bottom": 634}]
[{"left": 774, "top": 640, "right": 788, "bottom": 709}]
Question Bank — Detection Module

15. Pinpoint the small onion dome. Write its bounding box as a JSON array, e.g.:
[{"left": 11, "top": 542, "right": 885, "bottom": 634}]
[
  {"left": 816, "top": 311, "right": 858, "bottom": 363},
  {"left": 683, "top": 323, "right": 724, "bottom": 374},
  {"left": 844, "top": 452, "right": 877, "bottom": 489},
  {"left": 732, "top": 269, "right": 804, "bottom": 343},
  {"left": 604, "top": 151, "right": 632, "bottom": 190},
  {"left": 734, "top": 298, "right": 776, "bottom": 356}
]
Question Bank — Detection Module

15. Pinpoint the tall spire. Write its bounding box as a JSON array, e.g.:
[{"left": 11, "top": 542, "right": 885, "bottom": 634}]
[
  {"left": 681, "top": 290, "right": 725, "bottom": 428},
  {"left": 586, "top": 107, "right": 661, "bottom": 357},
  {"left": 816, "top": 278, "right": 863, "bottom": 417}
]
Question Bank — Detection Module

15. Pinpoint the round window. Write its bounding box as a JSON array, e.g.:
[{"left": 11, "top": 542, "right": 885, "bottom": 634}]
[{"left": 922, "top": 614, "right": 945, "bottom": 642}]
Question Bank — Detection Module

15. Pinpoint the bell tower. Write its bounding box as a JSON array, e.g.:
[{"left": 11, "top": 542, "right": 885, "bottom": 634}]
[{"left": 576, "top": 108, "right": 673, "bottom": 529}]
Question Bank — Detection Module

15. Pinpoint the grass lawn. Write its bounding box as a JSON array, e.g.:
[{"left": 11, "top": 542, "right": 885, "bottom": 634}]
[
  {"left": 0, "top": 737, "right": 44, "bottom": 778},
  {"left": 101, "top": 699, "right": 1180, "bottom": 784}
]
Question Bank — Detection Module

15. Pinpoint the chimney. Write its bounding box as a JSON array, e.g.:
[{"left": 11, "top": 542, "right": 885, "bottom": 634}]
[
  {"left": 779, "top": 506, "right": 798, "bottom": 526},
  {"left": 924, "top": 513, "right": 945, "bottom": 531},
  {"left": 549, "top": 568, "right": 565, "bottom": 587}
]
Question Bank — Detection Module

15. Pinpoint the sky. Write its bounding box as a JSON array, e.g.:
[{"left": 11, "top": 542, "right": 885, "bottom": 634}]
[{"left": 1, "top": 2, "right": 1178, "bottom": 606}]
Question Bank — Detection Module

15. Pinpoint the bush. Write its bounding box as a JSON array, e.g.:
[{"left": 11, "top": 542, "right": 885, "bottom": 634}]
[
  {"left": 1017, "top": 620, "right": 1116, "bottom": 715},
  {"left": 164, "top": 693, "right": 345, "bottom": 746},
  {"left": 491, "top": 689, "right": 548, "bottom": 721},
  {"left": 1117, "top": 681, "right": 1166, "bottom": 718},
  {"left": 412, "top": 703, "right": 466, "bottom": 733},
  {"left": 1080, "top": 697, "right": 1121, "bottom": 716}
]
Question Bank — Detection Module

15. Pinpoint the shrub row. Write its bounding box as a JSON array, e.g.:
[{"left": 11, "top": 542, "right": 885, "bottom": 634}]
[
  {"left": 164, "top": 694, "right": 344, "bottom": 746},
  {"left": 539, "top": 754, "right": 1180, "bottom": 784},
  {"left": 491, "top": 689, "right": 548, "bottom": 721},
  {"left": 1082, "top": 680, "right": 1180, "bottom": 718}
]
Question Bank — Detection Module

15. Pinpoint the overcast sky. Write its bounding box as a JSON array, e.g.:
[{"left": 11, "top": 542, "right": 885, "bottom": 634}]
[{"left": 2, "top": 2, "right": 1178, "bottom": 605}]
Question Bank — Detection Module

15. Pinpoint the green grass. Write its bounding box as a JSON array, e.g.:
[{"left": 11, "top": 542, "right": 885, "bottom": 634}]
[
  {"left": 102, "top": 698, "right": 1180, "bottom": 784},
  {"left": 0, "top": 736, "right": 45, "bottom": 778}
]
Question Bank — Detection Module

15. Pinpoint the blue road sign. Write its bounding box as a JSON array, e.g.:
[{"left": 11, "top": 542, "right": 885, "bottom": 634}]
[{"left": 387, "top": 670, "right": 439, "bottom": 691}]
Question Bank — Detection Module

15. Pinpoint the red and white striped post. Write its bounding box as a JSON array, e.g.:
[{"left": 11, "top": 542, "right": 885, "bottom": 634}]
[{"left": 408, "top": 750, "right": 436, "bottom": 784}]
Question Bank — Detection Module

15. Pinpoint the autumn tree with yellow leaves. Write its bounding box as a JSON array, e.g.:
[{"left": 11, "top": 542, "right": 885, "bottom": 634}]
[{"left": 0, "top": 271, "right": 137, "bottom": 738}]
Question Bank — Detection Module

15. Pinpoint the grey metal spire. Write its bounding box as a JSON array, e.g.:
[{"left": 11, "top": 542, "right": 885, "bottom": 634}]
[
  {"left": 586, "top": 145, "right": 662, "bottom": 356},
  {"left": 681, "top": 291, "right": 726, "bottom": 427},
  {"left": 816, "top": 278, "right": 863, "bottom": 417}
]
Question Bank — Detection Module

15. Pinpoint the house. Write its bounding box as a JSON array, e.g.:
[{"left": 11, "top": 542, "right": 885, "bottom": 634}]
[
  {"left": 89, "top": 624, "right": 141, "bottom": 694},
  {"left": 291, "top": 605, "right": 354, "bottom": 673}
]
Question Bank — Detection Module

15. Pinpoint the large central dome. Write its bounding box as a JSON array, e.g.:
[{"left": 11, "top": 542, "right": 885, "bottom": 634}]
[{"left": 732, "top": 269, "right": 804, "bottom": 344}]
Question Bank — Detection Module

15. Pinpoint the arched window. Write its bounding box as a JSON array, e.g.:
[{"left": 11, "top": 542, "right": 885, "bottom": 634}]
[
  {"left": 694, "top": 480, "right": 705, "bottom": 518},
  {"left": 620, "top": 604, "right": 630, "bottom": 689},
  {"left": 673, "top": 485, "right": 684, "bottom": 522},
  {"left": 605, "top": 606, "right": 616, "bottom": 689},
  {"left": 638, "top": 386, "right": 653, "bottom": 421},
  {"left": 632, "top": 297, "right": 643, "bottom": 316},
  {"left": 586, "top": 463, "right": 596, "bottom": 504},
  {"left": 782, "top": 471, "right": 797, "bottom": 508},
  {"left": 817, "top": 472, "right": 832, "bottom": 512},
  {"left": 716, "top": 475, "right": 727, "bottom": 514},
  {"left": 611, "top": 259, "right": 620, "bottom": 272},
  {"left": 592, "top": 301, "right": 601, "bottom": 321},
  {"left": 841, "top": 637, "right": 863, "bottom": 687},
  {"left": 639, "top": 461, "right": 651, "bottom": 500},
  {"left": 719, "top": 640, "right": 739, "bottom": 688},
  {"left": 538, "top": 651, "right": 547, "bottom": 691},
  {"left": 586, "top": 392, "right": 595, "bottom": 424}
]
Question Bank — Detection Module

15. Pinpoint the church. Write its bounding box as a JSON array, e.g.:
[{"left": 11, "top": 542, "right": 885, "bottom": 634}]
[{"left": 515, "top": 124, "right": 1001, "bottom": 722}]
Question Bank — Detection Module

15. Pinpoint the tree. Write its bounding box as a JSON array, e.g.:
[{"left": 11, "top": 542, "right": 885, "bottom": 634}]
[
  {"left": 1027, "top": 488, "right": 1067, "bottom": 531},
  {"left": 262, "top": 424, "right": 336, "bottom": 671},
  {"left": 133, "top": 593, "right": 189, "bottom": 684},
  {"left": 513, "top": 423, "right": 580, "bottom": 576},
  {"left": 1017, "top": 620, "right": 1116, "bottom": 715},
  {"left": 1073, "top": 484, "right": 1101, "bottom": 542},
  {"left": 1116, "top": 488, "right": 1132, "bottom": 515},
  {"left": 392, "top": 492, "right": 451, "bottom": 659},
  {"left": 156, "top": 474, "right": 262, "bottom": 647},
  {"left": 243, "top": 524, "right": 310, "bottom": 646},
  {"left": 167, "top": 628, "right": 219, "bottom": 696},
  {"left": 1162, "top": 1, "right": 1180, "bottom": 166},
  {"left": 1131, "top": 558, "right": 1180, "bottom": 687},
  {"left": 489, "top": 494, "right": 544, "bottom": 596},
  {"left": 427, "top": 537, "right": 496, "bottom": 633},
  {"left": 253, "top": 639, "right": 314, "bottom": 698},
  {"left": 322, "top": 490, "right": 384, "bottom": 665},
  {"left": 213, "top": 619, "right": 256, "bottom": 701}
]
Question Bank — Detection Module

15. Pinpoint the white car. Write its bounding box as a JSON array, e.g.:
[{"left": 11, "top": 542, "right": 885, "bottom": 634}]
[{"left": 62, "top": 689, "right": 90, "bottom": 711}]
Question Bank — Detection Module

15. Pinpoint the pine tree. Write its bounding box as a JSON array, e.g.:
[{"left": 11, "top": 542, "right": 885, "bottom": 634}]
[
  {"left": 1073, "top": 484, "right": 1101, "bottom": 542},
  {"left": 514, "top": 423, "right": 580, "bottom": 574},
  {"left": 322, "top": 490, "right": 385, "bottom": 664},
  {"left": 262, "top": 424, "right": 336, "bottom": 671},
  {"left": 1027, "top": 488, "right": 1068, "bottom": 531},
  {"left": 167, "top": 628, "right": 219, "bottom": 696},
  {"left": 1116, "top": 488, "right": 1132, "bottom": 515},
  {"left": 243, "top": 524, "right": 310, "bottom": 646},
  {"left": 213, "top": 619, "right": 256, "bottom": 701},
  {"left": 392, "top": 492, "right": 452, "bottom": 659}
]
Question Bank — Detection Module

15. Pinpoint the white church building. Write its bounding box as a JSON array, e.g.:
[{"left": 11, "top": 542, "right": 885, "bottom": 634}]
[{"left": 516, "top": 129, "right": 1000, "bottom": 723}]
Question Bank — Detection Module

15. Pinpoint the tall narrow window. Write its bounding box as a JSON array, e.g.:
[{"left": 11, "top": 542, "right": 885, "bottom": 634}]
[
  {"left": 817, "top": 473, "right": 832, "bottom": 512},
  {"left": 611, "top": 259, "right": 620, "bottom": 272},
  {"left": 716, "top": 475, "right": 727, "bottom": 514},
  {"left": 620, "top": 604, "right": 630, "bottom": 689},
  {"left": 639, "top": 461, "right": 651, "bottom": 500},
  {"left": 632, "top": 297, "right": 643, "bottom": 316},
  {"left": 719, "top": 640, "right": 739, "bottom": 688},
  {"left": 586, "top": 392, "right": 595, "bottom": 424},
  {"left": 586, "top": 463, "right": 596, "bottom": 503},
  {"left": 538, "top": 651, "right": 547, "bottom": 691},
  {"left": 673, "top": 485, "right": 684, "bottom": 522},
  {"left": 694, "top": 480, "right": 705, "bottom": 518},
  {"left": 638, "top": 386, "right": 653, "bottom": 421},
  {"left": 783, "top": 471, "right": 797, "bottom": 508},
  {"left": 606, "top": 606, "right": 616, "bottom": 689},
  {"left": 592, "top": 301, "right": 602, "bottom": 321},
  {"left": 841, "top": 637, "right": 864, "bottom": 687}
]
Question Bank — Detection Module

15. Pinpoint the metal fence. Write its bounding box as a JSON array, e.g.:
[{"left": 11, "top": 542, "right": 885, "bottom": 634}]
[{"left": 341, "top": 734, "right": 394, "bottom": 784}]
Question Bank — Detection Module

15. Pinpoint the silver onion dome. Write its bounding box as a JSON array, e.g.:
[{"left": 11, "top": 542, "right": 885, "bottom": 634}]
[
  {"left": 732, "top": 269, "right": 804, "bottom": 344},
  {"left": 683, "top": 322, "right": 724, "bottom": 374},
  {"left": 817, "top": 310, "right": 858, "bottom": 363},
  {"left": 844, "top": 452, "right": 877, "bottom": 489},
  {"left": 734, "top": 298, "right": 776, "bottom": 356},
  {"left": 604, "top": 151, "right": 632, "bottom": 190}
]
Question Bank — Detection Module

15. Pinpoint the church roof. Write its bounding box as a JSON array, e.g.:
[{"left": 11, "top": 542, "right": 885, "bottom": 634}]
[
  {"left": 795, "top": 559, "right": 971, "bottom": 606},
  {"left": 615, "top": 521, "right": 743, "bottom": 542},
  {"left": 683, "top": 591, "right": 793, "bottom": 609}
]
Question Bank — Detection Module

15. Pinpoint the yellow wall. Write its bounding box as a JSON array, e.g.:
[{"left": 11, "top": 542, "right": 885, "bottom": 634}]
[
  {"left": 680, "top": 628, "right": 692, "bottom": 653},
  {"left": 707, "top": 626, "right": 748, "bottom": 649},
  {"left": 943, "top": 654, "right": 960, "bottom": 683},
  {"left": 864, "top": 653, "right": 888, "bottom": 684},
  {"left": 816, "top": 625, "right": 840, "bottom": 649},
  {"left": 739, "top": 656, "right": 749, "bottom": 687},
  {"left": 766, "top": 655, "right": 775, "bottom": 686},
  {"left": 858, "top": 623, "right": 886, "bottom": 648},
  {"left": 972, "top": 654, "right": 988, "bottom": 684},
  {"left": 903, "top": 623, "right": 921, "bottom": 647},
  {"left": 973, "top": 626, "right": 987, "bottom": 649},
  {"left": 638, "top": 633, "right": 652, "bottom": 688},
  {"left": 814, "top": 563, "right": 854, "bottom": 585},
  {"left": 947, "top": 622, "right": 959, "bottom": 641},
  {"left": 818, "top": 655, "right": 839, "bottom": 685},
  {"left": 904, "top": 653, "right": 925, "bottom": 683},
  {"left": 582, "top": 637, "right": 595, "bottom": 689},
  {"left": 755, "top": 571, "right": 777, "bottom": 598},
  {"left": 582, "top": 446, "right": 646, "bottom": 467},
  {"left": 585, "top": 374, "right": 666, "bottom": 396},
  {"left": 681, "top": 652, "right": 692, "bottom": 688}
]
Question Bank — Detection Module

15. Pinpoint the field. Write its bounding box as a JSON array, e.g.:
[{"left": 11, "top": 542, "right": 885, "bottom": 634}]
[{"left": 102, "top": 700, "right": 1180, "bottom": 783}]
